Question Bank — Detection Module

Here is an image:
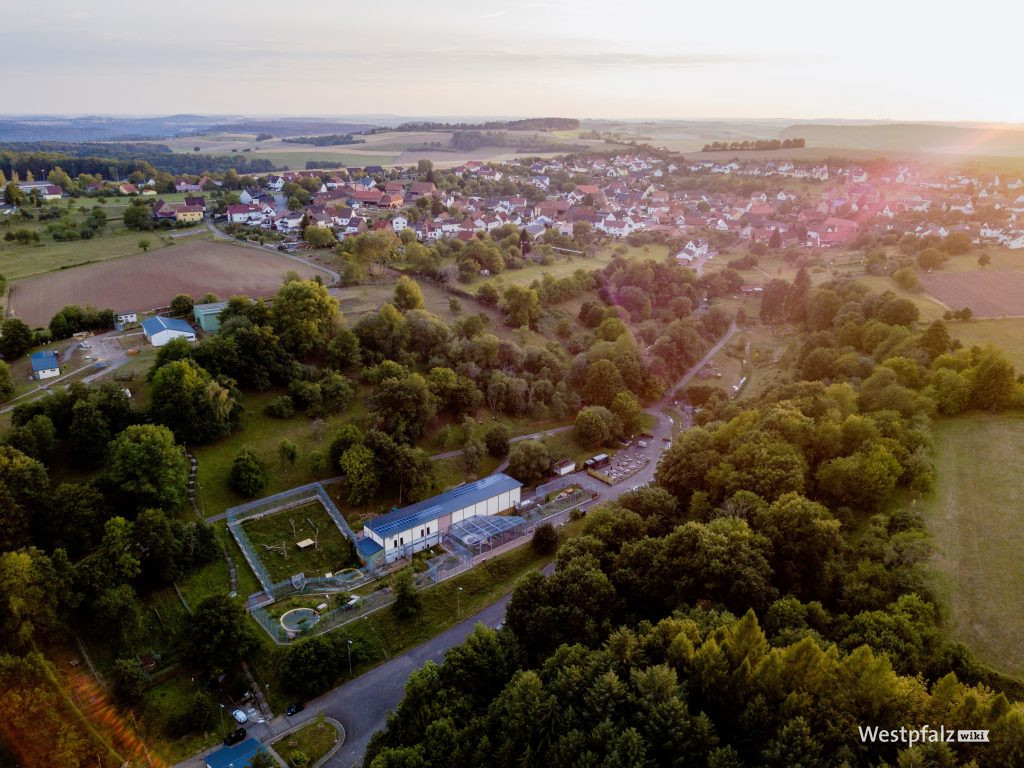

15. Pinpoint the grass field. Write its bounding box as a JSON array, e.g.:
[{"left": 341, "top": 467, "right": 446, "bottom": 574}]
[
  {"left": 240, "top": 502, "right": 359, "bottom": 583},
  {"left": 948, "top": 318, "right": 1024, "bottom": 369},
  {"left": 918, "top": 415, "right": 1024, "bottom": 679},
  {"left": 272, "top": 719, "right": 341, "bottom": 767},
  {"left": 0, "top": 226, "right": 174, "bottom": 281}
]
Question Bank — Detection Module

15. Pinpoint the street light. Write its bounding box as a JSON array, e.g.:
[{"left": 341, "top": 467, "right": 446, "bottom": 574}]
[
  {"left": 218, "top": 703, "right": 226, "bottom": 737},
  {"left": 346, "top": 639, "right": 353, "bottom": 676},
  {"left": 456, "top": 586, "right": 463, "bottom": 617}
]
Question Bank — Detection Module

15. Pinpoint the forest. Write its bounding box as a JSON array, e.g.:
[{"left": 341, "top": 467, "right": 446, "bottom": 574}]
[{"left": 363, "top": 271, "right": 1024, "bottom": 768}]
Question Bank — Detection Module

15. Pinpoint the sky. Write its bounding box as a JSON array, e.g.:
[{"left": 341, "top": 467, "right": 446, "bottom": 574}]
[{"left": 5, "top": 0, "right": 1022, "bottom": 123}]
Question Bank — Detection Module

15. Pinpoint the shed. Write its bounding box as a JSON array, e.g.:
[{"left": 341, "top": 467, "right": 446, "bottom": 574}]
[
  {"left": 193, "top": 301, "right": 229, "bottom": 333},
  {"left": 29, "top": 351, "right": 60, "bottom": 380},
  {"left": 552, "top": 458, "right": 576, "bottom": 476},
  {"left": 141, "top": 316, "right": 196, "bottom": 347}
]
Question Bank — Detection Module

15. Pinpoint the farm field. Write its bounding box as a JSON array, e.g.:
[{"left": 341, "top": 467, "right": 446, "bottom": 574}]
[
  {"left": 918, "top": 415, "right": 1024, "bottom": 680},
  {"left": 7, "top": 240, "right": 327, "bottom": 326},
  {"left": 919, "top": 269, "right": 1024, "bottom": 318},
  {"left": 240, "top": 501, "right": 359, "bottom": 583}
]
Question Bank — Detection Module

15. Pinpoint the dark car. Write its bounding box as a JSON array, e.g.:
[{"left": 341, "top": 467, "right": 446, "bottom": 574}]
[
  {"left": 224, "top": 727, "right": 246, "bottom": 746},
  {"left": 286, "top": 703, "right": 305, "bottom": 716}
]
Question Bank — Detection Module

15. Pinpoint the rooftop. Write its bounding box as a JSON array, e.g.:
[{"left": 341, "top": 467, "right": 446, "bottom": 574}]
[
  {"left": 29, "top": 350, "right": 59, "bottom": 372},
  {"left": 204, "top": 739, "right": 266, "bottom": 768},
  {"left": 141, "top": 315, "right": 195, "bottom": 336},
  {"left": 366, "top": 473, "right": 522, "bottom": 539}
]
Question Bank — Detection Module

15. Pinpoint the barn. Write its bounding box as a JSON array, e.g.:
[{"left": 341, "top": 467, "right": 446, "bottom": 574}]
[
  {"left": 363, "top": 473, "right": 522, "bottom": 563},
  {"left": 141, "top": 315, "right": 197, "bottom": 347}
]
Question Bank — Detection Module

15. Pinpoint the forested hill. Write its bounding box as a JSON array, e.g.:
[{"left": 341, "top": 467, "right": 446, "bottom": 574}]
[
  {"left": 364, "top": 274, "right": 1024, "bottom": 768},
  {"left": 396, "top": 118, "right": 580, "bottom": 132},
  {"left": 0, "top": 143, "right": 274, "bottom": 177}
]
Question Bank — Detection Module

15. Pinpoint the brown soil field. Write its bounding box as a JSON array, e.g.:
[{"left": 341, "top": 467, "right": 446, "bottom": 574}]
[
  {"left": 8, "top": 240, "right": 329, "bottom": 327},
  {"left": 919, "top": 270, "right": 1024, "bottom": 318}
]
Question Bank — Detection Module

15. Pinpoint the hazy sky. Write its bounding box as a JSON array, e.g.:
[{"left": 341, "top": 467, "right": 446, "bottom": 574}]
[{"left": 6, "top": 0, "right": 1021, "bottom": 122}]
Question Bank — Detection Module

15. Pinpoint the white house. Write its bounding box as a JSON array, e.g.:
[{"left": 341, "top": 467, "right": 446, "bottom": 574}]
[
  {"left": 391, "top": 214, "right": 408, "bottom": 233},
  {"left": 117, "top": 312, "right": 138, "bottom": 324},
  {"left": 141, "top": 316, "right": 197, "bottom": 347},
  {"left": 362, "top": 473, "right": 522, "bottom": 564},
  {"left": 29, "top": 351, "right": 60, "bottom": 380}
]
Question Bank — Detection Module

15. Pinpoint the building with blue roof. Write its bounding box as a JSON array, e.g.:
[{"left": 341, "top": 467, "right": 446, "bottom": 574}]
[
  {"left": 364, "top": 473, "right": 522, "bottom": 563},
  {"left": 141, "top": 315, "right": 197, "bottom": 347},
  {"left": 204, "top": 738, "right": 266, "bottom": 768},
  {"left": 29, "top": 350, "right": 60, "bottom": 380}
]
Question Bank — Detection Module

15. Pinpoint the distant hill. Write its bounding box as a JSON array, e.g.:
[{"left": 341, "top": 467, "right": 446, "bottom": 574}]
[
  {"left": 0, "top": 115, "right": 224, "bottom": 142},
  {"left": 191, "top": 119, "right": 379, "bottom": 137},
  {"left": 781, "top": 123, "right": 1024, "bottom": 156},
  {"left": 396, "top": 118, "right": 580, "bottom": 132}
]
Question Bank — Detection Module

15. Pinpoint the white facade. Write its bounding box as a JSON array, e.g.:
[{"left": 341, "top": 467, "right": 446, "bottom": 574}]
[{"left": 148, "top": 328, "right": 196, "bottom": 347}]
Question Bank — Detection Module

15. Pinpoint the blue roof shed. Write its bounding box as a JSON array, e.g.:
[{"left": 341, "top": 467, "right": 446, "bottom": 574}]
[{"left": 29, "top": 351, "right": 60, "bottom": 373}]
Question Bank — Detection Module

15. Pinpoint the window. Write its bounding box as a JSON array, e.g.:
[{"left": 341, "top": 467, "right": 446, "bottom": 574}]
[
  {"left": 400, "top": 537, "right": 404, "bottom": 546},
  {"left": 393, "top": 539, "right": 397, "bottom": 548},
  {"left": 426, "top": 526, "right": 431, "bottom": 535},
  {"left": 420, "top": 529, "right": 424, "bottom": 538}
]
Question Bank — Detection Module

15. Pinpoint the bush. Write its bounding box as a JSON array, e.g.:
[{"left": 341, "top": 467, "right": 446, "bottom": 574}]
[{"left": 264, "top": 395, "right": 296, "bottom": 418}]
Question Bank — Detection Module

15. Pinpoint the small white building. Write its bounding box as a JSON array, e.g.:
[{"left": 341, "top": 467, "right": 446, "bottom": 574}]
[
  {"left": 117, "top": 312, "right": 138, "bottom": 324},
  {"left": 29, "top": 351, "right": 60, "bottom": 380},
  {"left": 141, "top": 316, "right": 197, "bottom": 347}
]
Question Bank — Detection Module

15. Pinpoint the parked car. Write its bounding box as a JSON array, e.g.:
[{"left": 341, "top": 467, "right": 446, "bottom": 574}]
[
  {"left": 231, "top": 709, "right": 247, "bottom": 724},
  {"left": 224, "top": 727, "right": 246, "bottom": 746},
  {"left": 286, "top": 703, "right": 305, "bottom": 716}
]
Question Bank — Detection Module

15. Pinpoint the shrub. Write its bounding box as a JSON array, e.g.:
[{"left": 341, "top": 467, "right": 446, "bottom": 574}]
[
  {"left": 532, "top": 522, "right": 559, "bottom": 555},
  {"left": 264, "top": 395, "right": 296, "bottom": 418}
]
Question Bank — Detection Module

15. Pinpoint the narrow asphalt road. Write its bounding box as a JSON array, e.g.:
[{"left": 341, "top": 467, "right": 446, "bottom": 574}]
[{"left": 205, "top": 218, "right": 340, "bottom": 286}]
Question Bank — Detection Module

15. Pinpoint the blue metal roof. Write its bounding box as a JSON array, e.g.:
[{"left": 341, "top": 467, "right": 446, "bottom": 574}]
[
  {"left": 366, "top": 473, "right": 522, "bottom": 538},
  {"left": 141, "top": 315, "right": 195, "bottom": 336},
  {"left": 205, "top": 738, "right": 266, "bottom": 768},
  {"left": 356, "top": 537, "right": 383, "bottom": 560},
  {"left": 29, "top": 351, "right": 59, "bottom": 372}
]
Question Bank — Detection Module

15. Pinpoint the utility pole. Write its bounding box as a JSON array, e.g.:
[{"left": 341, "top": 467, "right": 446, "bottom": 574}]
[
  {"left": 346, "top": 639, "right": 353, "bottom": 676},
  {"left": 456, "top": 586, "right": 463, "bottom": 618}
]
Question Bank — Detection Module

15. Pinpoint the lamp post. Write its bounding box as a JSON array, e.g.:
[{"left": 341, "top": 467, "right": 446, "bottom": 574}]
[
  {"left": 218, "top": 703, "right": 226, "bottom": 737},
  {"left": 346, "top": 639, "right": 353, "bottom": 676},
  {"left": 456, "top": 586, "right": 463, "bottom": 618}
]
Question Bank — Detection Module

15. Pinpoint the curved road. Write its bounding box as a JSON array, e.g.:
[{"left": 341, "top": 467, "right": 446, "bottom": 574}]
[{"left": 205, "top": 219, "right": 340, "bottom": 286}]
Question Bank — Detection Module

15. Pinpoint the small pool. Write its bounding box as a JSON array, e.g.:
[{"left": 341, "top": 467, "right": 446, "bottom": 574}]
[{"left": 280, "top": 608, "right": 320, "bottom": 633}]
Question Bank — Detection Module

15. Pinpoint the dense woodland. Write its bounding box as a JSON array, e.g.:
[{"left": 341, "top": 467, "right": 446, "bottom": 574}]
[{"left": 363, "top": 272, "right": 1024, "bottom": 768}]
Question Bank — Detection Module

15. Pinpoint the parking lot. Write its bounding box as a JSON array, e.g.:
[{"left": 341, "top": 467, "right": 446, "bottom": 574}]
[{"left": 602, "top": 448, "right": 651, "bottom": 485}]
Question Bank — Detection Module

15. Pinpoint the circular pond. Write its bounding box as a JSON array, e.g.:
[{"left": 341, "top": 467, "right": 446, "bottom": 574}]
[{"left": 280, "top": 607, "right": 321, "bottom": 633}]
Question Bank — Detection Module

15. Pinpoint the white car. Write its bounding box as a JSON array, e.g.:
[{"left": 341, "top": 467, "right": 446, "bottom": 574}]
[{"left": 231, "top": 709, "right": 248, "bottom": 724}]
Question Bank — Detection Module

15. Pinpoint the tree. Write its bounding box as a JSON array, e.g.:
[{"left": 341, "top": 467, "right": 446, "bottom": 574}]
[
  {"left": 477, "top": 283, "right": 500, "bottom": 306},
  {"left": 463, "top": 437, "right": 486, "bottom": 474},
  {"left": 484, "top": 424, "right": 510, "bottom": 457},
  {"left": 574, "top": 405, "right": 616, "bottom": 449},
  {"left": 271, "top": 279, "right": 340, "bottom": 356},
  {"left": 149, "top": 360, "right": 235, "bottom": 443},
  {"left": 610, "top": 390, "right": 643, "bottom": 437},
  {"left": 978, "top": 252, "right": 991, "bottom": 269},
  {"left": 183, "top": 595, "right": 259, "bottom": 678},
  {"left": 94, "top": 584, "right": 143, "bottom": 649},
  {"left": 170, "top": 294, "right": 194, "bottom": 316},
  {"left": 916, "top": 247, "right": 946, "bottom": 270},
  {"left": 507, "top": 440, "right": 550, "bottom": 486},
  {"left": 138, "top": 238, "right": 151, "bottom": 252},
  {"left": 230, "top": 448, "right": 265, "bottom": 497},
  {"left": 104, "top": 425, "right": 188, "bottom": 511},
  {"left": 111, "top": 658, "right": 146, "bottom": 706},
  {"left": 532, "top": 523, "right": 559, "bottom": 555},
  {"left": 500, "top": 285, "right": 541, "bottom": 329},
  {"left": 582, "top": 358, "right": 625, "bottom": 407},
  {"left": 945, "top": 231, "right": 971, "bottom": 255},
  {"left": 278, "top": 438, "right": 299, "bottom": 469},
  {"left": 366, "top": 373, "right": 437, "bottom": 444},
  {"left": 303, "top": 226, "right": 337, "bottom": 248},
  {"left": 0, "top": 318, "right": 33, "bottom": 359},
  {"left": 393, "top": 276, "right": 426, "bottom": 311},
  {"left": 341, "top": 444, "right": 379, "bottom": 505},
  {"left": 0, "top": 360, "right": 14, "bottom": 402},
  {"left": 3, "top": 181, "right": 25, "bottom": 205},
  {"left": 392, "top": 568, "right": 422, "bottom": 619},
  {"left": 326, "top": 329, "right": 361, "bottom": 370}
]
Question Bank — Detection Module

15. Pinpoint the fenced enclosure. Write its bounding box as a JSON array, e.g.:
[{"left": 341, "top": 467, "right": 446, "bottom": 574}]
[{"left": 239, "top": 481, "right": 594, "bottom": 643}]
